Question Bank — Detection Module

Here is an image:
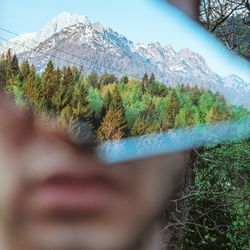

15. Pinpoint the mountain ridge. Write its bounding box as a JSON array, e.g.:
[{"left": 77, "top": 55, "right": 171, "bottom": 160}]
[{"left": 0, "top": 12, "right": 249, "bottom": 109}]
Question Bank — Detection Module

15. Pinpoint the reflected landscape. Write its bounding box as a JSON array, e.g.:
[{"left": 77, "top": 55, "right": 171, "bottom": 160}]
[{"left": 0, "top": 0, "right": 249, "bottom": 249}]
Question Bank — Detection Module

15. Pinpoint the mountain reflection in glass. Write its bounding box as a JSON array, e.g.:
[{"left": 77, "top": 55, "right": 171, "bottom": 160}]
[{"left": 0, "top": 0, "right": 249, "bottom": 162}]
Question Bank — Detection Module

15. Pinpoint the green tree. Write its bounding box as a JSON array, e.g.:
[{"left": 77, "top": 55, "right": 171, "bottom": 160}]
[
  {"left": 5, "top": 49, "right": 12, "bottom": 82},
  {"left": 71, "top": 66, "right": 83, "bottom": 83},
  {"left": 205, "top": 106, "right": 230, "bottom": 124},
  {"left": 165, "top": 90, "right": 180, "bottom": 129},
  {"left": 111, "top": 86, "right": 125, "bottom": 112},
  {"left": 58, "top": 81, "right": 94, "bottom": 139},
  {"left": 183, "top": 140, "right": 250, "bottom": 249},
  {"left": 174, "top": 106, "right": 196, "bottom": 128},
  {"left": 51, "top": 73, "right": 73, "bottom": 115},
  {"left": 120, "top": 75, "right": 129, "bottom": 84},
  {"left": 131, "top": 101, "right": 158, "bottom": 136},
  {"left": 0, "top": 57, "right": 6, "bottom": 89},
  {"left": 99, "top": 90, "right": 112, "bottom": 121},
  {"left": 189, "top": 85, "right": 200, "bottom": 106},
  {"left": 20, "top": 60, "right": 30, "bottom": 80},
  {"left": 62, "top": 66, "right": 74, "bottom": 86},
  {"left": 71, "top": 82, "right": 94, "bottom": 126},
  {"left": 11, "top": 54, "right": 19, "bottom": 77},
  {"left": 149, "top": 73, "right": 155, "bottom": 85},
  {"left": 22, "top": 64, "right": 41, "bottom": 108},
  {"left": 142, "top": 72, "right": 148, "bottom": 86},
  {"left": 40, "top": 60, "right": 60, "bottom": 111},
  {"left": 100, "top": 72, "right": 117, "bottom": 85},
  {"left": 88, "top": 71, "right": 99, "bottom": 88},
  {"left": 58, "top": 105, "right": 78, "bottom": 131},
  {"left": 97, "top": 104, "right": 127, "bottom": 142},
  {"left": 97, "top": 86, "right": 128, "bottom": 141},
  {"left": 0, "top": 50, "right": 22, "bottom": 98}
]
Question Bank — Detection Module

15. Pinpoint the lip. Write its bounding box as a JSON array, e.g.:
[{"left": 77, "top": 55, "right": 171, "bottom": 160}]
[{"left": 27, "top": 170, "right": 119, "bottom": 212}]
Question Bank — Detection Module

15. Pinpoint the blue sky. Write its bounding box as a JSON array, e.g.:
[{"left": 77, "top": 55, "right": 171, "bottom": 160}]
[{"left": 0, "top": 0, "right": 249, "bottom": 82}]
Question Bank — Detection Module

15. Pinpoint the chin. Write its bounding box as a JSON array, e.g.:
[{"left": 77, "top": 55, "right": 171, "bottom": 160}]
[{"left": 19, "top": 222, "right": 143, "bottom": 250}]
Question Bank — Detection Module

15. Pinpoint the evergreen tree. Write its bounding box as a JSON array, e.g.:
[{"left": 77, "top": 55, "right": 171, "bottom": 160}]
[
  {"left": 5, "top": 49, "right": 12, "bottom": 63},
  {"left": 11, "top": 54, "right": 19, "bottom": 77},
  {"left": 58, "top": 81, "right": 94, "bottom": 138},
  {"left": 189, "top": 85, "right": 200, "bottom": 106},
  {"left": 99, "top": 90, "right": 112, "bottom": 122},
  {"left": 131, "top": 114, "right": 149, "bottom": 136},
  {"left": 97, "top": 104, "right": 127, "bottom": 142},
  {"left": 29, "top": 64, "right": 36, "bottom": 79},
  {"left": 165, "top": 90, "right": 180, "bottom": 129},
  {"left": 111, "top": 86, "right": 128, "bottom": 135},
  {"left": 0, "top": 51, "right": 21, "bottom": 97},
  {"left": 109, "top": 74, "right": 118, "bottom": 84},
  {"left": 174, "top": 106, "right": 195, "bottom": 128},
  {"left": 0, "top": 58, "right": 6, "bottom": 89},
  {"left": 88, "top": 71, "right": 99, "bottom": 88},
  {"left": 100, "top": 72, "right": 117, "bottom": 85},
  {"left": 59, "top": 104, "right": 95, "bottom": 144},
  {"left": 62, "top": 66, "right": 74, "bottom": 86},
  {"left": 100, "top": 72, "right": 110, "bottom": 85},
  {"left": 71, "top": 81, "right": 94, "bottom": 128},
  {"left": 44, "top": 60, "right": 54, "bottom": 75},
  {"left": 97, "top": 86, "right": 128, "bottom": 141},
  {"left": 71, "top": 66, "right": 82, "bottom": 83},
  {"left": 20, "top": 60, "right": 30, "bottom": 80},
  {"left": 58, "top": 105, "right": 78, "bottom": 130},
  {"left": 205, "top": 106, "right": 230, "bottom": 124},
  {"left": 51, "top": 83, "right": 70, "bottom": 114},
  {"left": 23, "top": 64, "right": 40, "bottom": 106},
  {"left": 111, "top": 86, "right": 124, "bottom": 112},
  {"left": 131, "top": 101, "right": 158, "bottom": 136},
  {"left": 141, "top": 82, "right": 145, "bottom": 94},
  {"left": 120, "top": 75, "right": 129, "bottom": 84},
  {"left": 142, "top": 72, "right": 148, "bottom": 86},
  {"left": 214, "top": 91, "right": 226, "bottom": 104},
  {"left": 40, "top": 60, "right": 59, "bottom": 111},
  {"left": 149, "top": 73, "right": 155, "bottom": 85},
  {"left": 51, "top": 69, "right": 74, "bottom": 114},
  {"left": 3, "top": 49, "right": 13, "bottom": 84}
]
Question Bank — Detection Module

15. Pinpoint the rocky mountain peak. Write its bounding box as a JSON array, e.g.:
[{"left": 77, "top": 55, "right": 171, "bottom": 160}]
[
  {"left": 42, "top": 12, "right": 90, "bottom": 34},
  {"left": 1, "top": 12, "right": 249, "bottom": 109},
  {"left": 92, "top": 22, "right": 105, "bottom": 33},
  {"left": 0, "top": 12, "right": 90, "bottom": 54}
]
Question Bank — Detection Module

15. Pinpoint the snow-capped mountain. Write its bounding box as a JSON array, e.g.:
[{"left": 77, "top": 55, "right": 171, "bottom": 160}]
[
  {"left": 0, "top": 12, "right": 90, "bottom": 54},
  {"left": 0, "top": 12, "right": 249, "bottom": 109},
  {"left": 221, "top": 75, "right": 250, "bottom": 109},
  {"left": 223, "top": 75, "right": 250, "bottom": 92}
]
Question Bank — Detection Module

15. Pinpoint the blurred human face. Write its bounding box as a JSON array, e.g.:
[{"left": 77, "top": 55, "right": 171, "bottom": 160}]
[{"left": 0, "top": 98, "right": 186, "bottom": 250}]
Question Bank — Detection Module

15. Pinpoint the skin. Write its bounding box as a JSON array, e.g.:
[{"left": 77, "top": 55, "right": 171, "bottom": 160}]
[
  {"left": 166, "top": 0, "right": 200, "bottom": 21},
  {"left": 0, "top": 95, "right": 188, "bottom": 250}
]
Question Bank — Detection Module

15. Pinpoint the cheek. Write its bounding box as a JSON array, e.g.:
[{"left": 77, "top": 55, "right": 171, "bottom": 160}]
[
  {"left": 132, "top": 166, "right": 180, "bottom": 213},
  {"left": 120, "top": 168, "right": 168, "bottom": 218},
  {"left": 0, "top": 150, "right": 25, "bottom": 228},
  {"left": 107, "top": 172, "right": 167, "bottom": 241}
]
